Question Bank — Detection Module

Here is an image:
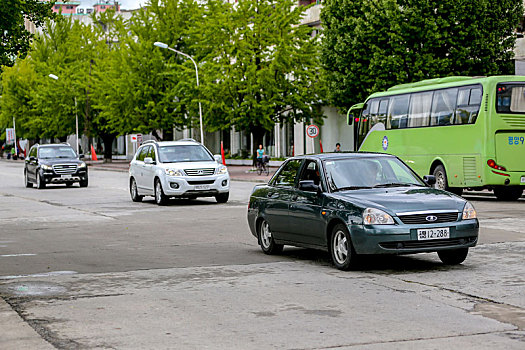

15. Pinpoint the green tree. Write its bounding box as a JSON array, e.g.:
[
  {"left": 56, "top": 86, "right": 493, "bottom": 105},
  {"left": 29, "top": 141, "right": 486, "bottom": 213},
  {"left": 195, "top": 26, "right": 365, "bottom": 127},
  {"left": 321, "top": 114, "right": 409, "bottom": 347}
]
[
  {"left": 321, "top": 0, "right": 524, "bottom": 108},
  {"left": 199, "top": 0, "right": 325, "bottom": 153},
  {"left": 0, "top": 0, "right": 55, "bottom": 69},
  {"left": 0, "top": 58, "right": 42, "bottom": 140}
]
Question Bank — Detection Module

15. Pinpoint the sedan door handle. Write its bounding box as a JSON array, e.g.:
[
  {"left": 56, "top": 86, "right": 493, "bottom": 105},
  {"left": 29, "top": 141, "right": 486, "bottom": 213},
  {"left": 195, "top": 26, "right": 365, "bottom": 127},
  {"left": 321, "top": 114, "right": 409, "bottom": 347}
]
[
  {"left": 267, "top": 192, "right": 279, "bottom": 199},
  {"left": 291, "top": 195, "right": 298, "bottom": 201}
]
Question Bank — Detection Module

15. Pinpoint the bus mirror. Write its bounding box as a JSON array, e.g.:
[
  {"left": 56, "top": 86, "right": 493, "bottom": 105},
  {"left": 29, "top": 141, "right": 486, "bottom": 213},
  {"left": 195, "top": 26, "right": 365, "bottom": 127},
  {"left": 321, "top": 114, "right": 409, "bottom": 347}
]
[
  {"left": 347, "top": 113, "right": 354, "bottom": 126},
  {"left": 347, "top": 103, "right": 364, "bottom": 126}
]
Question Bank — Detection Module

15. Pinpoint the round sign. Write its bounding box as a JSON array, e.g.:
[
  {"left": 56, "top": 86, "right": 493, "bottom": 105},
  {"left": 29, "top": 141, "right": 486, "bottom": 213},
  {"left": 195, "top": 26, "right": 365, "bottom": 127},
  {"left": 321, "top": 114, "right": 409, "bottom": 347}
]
[{"left": 306, "top": 125, "right": 319, "bottom": 138}]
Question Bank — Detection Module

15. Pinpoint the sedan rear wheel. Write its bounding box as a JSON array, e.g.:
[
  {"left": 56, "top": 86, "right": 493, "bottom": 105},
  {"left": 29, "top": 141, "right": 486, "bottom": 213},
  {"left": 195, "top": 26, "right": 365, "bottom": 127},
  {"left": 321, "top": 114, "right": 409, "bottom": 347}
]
[
  {"left": 330, "top": 224, "right": 358, "bottom": 271},
  {"left": 259, "top": 219, "right": 283, "bottom": 255},
  {"left": 438, "top": 248, "right": 469, "bottom": 265}
]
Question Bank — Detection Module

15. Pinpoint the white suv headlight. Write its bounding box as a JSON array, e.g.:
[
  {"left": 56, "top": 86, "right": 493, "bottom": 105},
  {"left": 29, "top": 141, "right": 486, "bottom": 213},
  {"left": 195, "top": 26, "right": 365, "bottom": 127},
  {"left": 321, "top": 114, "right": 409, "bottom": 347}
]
[
  {"left": 217, "top": 165, "right": 228, "bottom": 174},
  {"left": 363, "top": 208, "right": 395, "bottom": 225},
  {"left": 165, "top": 168, "right": 184, "bottom": 177},
  {"left": 462, "top": 202, "right": 477, "bottom": 220},
  {"left": 78, "top": 162, "right": 86, "bottom": 168}
]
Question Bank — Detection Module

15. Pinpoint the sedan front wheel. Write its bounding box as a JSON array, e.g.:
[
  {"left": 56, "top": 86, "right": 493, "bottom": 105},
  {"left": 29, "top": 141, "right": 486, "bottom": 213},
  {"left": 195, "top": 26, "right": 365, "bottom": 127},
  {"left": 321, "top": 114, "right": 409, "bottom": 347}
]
[{"left": 330, "top": 224, "right": 358, "bottom": 271}]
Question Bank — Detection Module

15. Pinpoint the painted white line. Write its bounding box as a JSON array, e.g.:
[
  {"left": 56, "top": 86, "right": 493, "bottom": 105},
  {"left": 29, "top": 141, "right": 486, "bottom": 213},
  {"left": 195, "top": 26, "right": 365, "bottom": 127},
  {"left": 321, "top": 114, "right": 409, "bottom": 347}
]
[
  {"left": 0, "top": 253, "right": 37, "bottom": 257},
  {"left": 0, "top": 270, "right": 77, "bottom": 280}
]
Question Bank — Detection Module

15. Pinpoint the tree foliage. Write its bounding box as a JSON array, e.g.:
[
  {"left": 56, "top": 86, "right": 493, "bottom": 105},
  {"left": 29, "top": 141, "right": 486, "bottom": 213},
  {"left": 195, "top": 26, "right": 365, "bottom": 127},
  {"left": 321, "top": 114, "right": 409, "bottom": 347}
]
[
  {"left": 0, "top": 0, "right": 55, "bottom": 69},
  {"left": 199, "top": 0, "right": 325, "bottom": 146},
  {"left": 321, "top": 0, "right": 524, "bottom": 108}
]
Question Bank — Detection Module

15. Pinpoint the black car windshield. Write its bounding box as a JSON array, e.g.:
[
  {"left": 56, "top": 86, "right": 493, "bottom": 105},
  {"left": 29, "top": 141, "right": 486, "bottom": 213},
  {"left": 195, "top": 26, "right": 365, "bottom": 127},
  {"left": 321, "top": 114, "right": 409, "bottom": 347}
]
[
  {"left": 38, "top": 147, "right": 77, "bottom": 159},
  {"left": 158, "top": 145, "right": 214, "bottom": 163},
  {"left": 324, "top": 157, "right": 425, "bottom": 191}
]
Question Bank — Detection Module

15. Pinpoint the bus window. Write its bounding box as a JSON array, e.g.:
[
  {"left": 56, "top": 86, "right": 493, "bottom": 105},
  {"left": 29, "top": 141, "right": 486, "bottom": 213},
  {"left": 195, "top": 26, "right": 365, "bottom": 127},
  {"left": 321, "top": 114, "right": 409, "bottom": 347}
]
[
  {"left": 387, "top": 95, "right": 409, "bottom": 129},
  {"left": 408, "top": 91, "right": 432, "bottom": 127},
  {"left": 431, "top": 88, "right": 458, "bottom": 126},
  {"left": 378, "top": 99, "right": 389, "bottom": 126},
  {"left": 455, "top": 87, "right": 481, "bottom": 124},
  {"left": 496, "top": 84, "right": 525, "bottom": 113}
]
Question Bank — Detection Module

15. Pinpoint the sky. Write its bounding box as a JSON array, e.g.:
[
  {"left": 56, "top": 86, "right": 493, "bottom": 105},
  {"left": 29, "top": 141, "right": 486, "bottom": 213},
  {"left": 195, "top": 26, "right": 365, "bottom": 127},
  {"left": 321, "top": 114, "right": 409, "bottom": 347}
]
[{"left": 78, "top": 1, "right": 146, "bottom": 10}]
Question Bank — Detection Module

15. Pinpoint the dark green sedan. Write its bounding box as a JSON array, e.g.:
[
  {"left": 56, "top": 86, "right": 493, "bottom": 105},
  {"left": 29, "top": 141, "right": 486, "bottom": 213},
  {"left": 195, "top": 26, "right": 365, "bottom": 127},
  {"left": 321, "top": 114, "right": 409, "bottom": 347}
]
[{"left": 247, "top": 153, "right": 479, "bottom": 270}]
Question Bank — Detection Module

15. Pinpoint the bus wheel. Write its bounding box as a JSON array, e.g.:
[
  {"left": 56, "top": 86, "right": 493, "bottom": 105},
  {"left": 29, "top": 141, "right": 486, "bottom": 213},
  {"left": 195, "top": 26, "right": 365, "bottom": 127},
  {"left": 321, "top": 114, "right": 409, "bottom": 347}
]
[
  {"left": 494, "top": 186, "right": 523, "bottom": 201},
  {"left": 433, "top": 165, "right": 449, "bottom": 191},
  {"left": 433, "top": 165, "right": 463, "bottom": 195}
]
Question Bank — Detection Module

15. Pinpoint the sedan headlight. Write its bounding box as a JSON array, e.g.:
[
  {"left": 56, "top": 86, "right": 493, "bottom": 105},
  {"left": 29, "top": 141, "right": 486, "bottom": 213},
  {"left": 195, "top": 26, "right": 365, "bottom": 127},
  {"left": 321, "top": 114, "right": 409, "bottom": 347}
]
[
  {"left": 41, "top": 164, "right": 53, "bottom": 171},
  {"left": 217, "top": 165, "right": 228, "bottom": 174},
  {"left": 462, "top": 202, "right": 477, "bottom": 220},
  {"left": 363, "top": 208, "right": 395, "bottom": 225},
  {"left": 78, "top": 162, "right": 86, "bottom": 168},
  {"left": 165, "top": 168, "right": 184, "bottom": 177}
]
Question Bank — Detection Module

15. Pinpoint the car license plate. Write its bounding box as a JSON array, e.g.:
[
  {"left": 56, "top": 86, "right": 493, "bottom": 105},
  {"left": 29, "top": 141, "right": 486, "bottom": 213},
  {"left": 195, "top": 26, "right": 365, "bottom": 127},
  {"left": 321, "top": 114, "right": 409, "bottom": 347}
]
[
  {"left": 61, "top": 174, "right": 72, "bottom": 179},
  {"left": 521, "top": 176, "right": 525, "bottom": 184},
  {"left": 417, "top": 227, "right": 449, "bottom": 240},
  {"left": 195, "top": 185, "right": 209, "bottom": 190}
]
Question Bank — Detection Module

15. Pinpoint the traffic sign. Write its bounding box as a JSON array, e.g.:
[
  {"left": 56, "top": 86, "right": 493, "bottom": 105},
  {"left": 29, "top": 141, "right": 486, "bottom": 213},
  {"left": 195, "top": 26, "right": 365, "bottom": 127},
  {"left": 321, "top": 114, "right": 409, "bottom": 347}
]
[{"left": 306, "top": 125, "right": 319, "bottom": 138}]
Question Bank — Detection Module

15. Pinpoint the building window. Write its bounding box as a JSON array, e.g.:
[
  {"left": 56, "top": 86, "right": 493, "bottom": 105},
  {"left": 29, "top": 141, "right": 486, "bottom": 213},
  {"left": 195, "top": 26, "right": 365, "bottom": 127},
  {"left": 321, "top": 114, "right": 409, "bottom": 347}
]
[
  {"left": 66, "top": 6, "right": 73, "bottom": 9},
  {"left": 101, "top": 5, "right": 106, "bottom": 9},
  {"left": 54, "top": 5, "right": 60, "bottom": 9}
]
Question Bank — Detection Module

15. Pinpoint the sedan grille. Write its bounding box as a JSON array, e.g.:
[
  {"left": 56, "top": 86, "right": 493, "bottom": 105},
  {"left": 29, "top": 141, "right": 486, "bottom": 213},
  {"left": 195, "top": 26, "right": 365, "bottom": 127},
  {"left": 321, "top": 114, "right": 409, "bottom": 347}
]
[
  {"left": 379, "top": 237, "right": 477, "bottom": 250},
  {"left": 52, "top": 164, "right": 78, "bottom": 174},
  {"left": 184, "top": 168, "right": 215, "bottom": 176},
  {"left": 397, "top": 212, "right": 459, "bottom": 225}
]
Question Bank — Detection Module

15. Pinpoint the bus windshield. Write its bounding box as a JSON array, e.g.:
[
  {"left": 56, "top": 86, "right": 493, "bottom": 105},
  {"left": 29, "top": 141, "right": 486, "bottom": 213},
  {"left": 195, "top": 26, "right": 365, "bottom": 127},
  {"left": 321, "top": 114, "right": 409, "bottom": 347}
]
[{"left": 496, "top": 83, "right": 525, "bottom": 113}]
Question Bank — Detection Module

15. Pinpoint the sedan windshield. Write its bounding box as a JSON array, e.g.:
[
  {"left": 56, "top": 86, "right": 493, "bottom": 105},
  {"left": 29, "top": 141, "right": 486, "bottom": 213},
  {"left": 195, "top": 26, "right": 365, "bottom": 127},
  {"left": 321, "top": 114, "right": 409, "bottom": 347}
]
[
  {"left": 324, "top": 157, "right": 425, "bottom": 191},
  {"left": 158, "top": 145, "right": 214, "bottom": 163},
  {"left": 38, "top": 147, "right": 77, "bottom": 159}
]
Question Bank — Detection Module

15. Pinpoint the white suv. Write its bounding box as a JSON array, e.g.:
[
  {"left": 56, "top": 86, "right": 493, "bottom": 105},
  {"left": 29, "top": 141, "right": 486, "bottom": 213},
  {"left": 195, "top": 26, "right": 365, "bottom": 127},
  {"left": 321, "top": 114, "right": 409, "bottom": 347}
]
[{"left": 129, "top": 139, "right": 230, "bottom": 205}]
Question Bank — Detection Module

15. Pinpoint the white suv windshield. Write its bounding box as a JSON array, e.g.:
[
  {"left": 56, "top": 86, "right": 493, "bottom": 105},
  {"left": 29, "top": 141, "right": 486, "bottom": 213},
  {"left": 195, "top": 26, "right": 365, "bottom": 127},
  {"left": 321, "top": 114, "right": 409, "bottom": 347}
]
[{"left": 158, "top": 145, "right": 213, "bottom": 163}]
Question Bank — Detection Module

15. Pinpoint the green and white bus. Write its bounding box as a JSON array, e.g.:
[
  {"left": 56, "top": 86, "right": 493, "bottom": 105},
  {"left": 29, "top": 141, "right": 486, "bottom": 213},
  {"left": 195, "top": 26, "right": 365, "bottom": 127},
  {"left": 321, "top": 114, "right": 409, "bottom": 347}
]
[{"left": 348, "top": 76, "right": 525, "bottom": 200}]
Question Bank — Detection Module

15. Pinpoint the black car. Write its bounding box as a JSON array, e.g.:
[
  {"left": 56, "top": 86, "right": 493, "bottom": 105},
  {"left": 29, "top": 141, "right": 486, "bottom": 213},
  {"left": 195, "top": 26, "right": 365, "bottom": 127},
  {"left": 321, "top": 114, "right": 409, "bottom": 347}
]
[
  {"left": 247, "top": 153, "right": 479, "bottom": 270},
  {"left": 24, "top": 143, "right": 88, "bottom": 189}
]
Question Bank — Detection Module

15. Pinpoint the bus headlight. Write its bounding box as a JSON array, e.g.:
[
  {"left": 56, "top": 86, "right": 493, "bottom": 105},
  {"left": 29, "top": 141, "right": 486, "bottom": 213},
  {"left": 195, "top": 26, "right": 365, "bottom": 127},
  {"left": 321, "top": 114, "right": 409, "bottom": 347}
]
[
  {"left": 462, "top": 202, "right": 477, "bottom": 220},
  {"left": 363, "top": 208, "right": 395, "bottom": 225}
]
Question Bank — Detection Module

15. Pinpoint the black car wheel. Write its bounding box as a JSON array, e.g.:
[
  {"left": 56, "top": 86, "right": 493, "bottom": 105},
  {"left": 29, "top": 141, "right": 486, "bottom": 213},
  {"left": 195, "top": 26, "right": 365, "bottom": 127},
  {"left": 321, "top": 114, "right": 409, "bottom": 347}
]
[
  {"left": 130, "top": 178, "right": 143, "bottom": 202},
  {"left": 79, "top": 178, "right": 88, "bottom": 188},
  {"left": 258, "top": 219, "right": 283, "bottom": 255},
  {"left": 494, "top": 186, "right": 523, "bottom": 201},
  {"left": 154, "top": 179, "right": 168, "bottom": 205},
  {"left": 24, "top": 170, "right": 33, "bottom": 188},
  {"left": 215, "top": 192, "right": 229, "bottom": 203},
  {"left": 36, "top": 172, "right": 46, "bottom": 189},
  {"left": 330, "top": 224, "right": 358, "bottom": 271},
  {"left": 438, "top": 248, "right": 469, "bottom": 265}
]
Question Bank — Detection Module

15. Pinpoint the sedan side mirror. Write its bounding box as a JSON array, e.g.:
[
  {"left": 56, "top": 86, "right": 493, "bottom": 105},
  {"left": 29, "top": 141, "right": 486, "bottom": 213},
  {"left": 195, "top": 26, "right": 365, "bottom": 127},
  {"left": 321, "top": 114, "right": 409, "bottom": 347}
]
[
  {"left": 299, "top": 180, "right": 320, "bottom": 193},
  {"left": 29, "top": 156, "right": 36, "bottom": 162},
  {"left": 423, "top": 175, "right": 436, "bottom": 186},
  {"left": 144, "top": 157, "right": 155, "bottom": 165}
]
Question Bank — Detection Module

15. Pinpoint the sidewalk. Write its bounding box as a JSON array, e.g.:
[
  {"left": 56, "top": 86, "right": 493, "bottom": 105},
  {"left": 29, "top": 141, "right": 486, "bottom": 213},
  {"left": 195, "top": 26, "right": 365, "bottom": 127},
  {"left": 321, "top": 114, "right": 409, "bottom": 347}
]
[{"left": 86, "top": 160, "right": 274, "bottom": 183}]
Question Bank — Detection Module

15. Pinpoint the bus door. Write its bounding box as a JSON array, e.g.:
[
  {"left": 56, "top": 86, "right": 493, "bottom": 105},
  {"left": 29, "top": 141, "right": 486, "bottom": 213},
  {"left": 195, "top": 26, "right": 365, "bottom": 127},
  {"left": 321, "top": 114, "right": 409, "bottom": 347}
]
[{"left": 347, "top": 103, "right": 363, "bottom": 151}]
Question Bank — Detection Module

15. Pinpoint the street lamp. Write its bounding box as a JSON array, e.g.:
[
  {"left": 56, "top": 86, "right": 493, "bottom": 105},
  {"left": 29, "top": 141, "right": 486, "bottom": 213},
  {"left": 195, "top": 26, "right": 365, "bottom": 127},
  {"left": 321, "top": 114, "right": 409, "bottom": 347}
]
[
  {"left": 48, "top": 74, "right": 79, "bottom": 154},
  {"left": 154, "top": 41, "right": 204, "bottom": 144}
]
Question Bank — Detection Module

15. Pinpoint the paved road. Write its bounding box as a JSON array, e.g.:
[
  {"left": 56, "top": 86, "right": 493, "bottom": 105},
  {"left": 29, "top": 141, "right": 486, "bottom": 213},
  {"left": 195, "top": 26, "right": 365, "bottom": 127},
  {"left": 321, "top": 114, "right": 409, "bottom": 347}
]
[{"left": 0, "top": 160, "right": 524, "bottom": 349}]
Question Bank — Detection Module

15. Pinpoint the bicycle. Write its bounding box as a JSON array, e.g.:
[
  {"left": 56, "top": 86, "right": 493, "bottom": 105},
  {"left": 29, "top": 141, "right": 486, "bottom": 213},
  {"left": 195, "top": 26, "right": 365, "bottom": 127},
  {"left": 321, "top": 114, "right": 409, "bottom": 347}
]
[{"left": 256, "top": 155, "right": 270, "bottom": 176}]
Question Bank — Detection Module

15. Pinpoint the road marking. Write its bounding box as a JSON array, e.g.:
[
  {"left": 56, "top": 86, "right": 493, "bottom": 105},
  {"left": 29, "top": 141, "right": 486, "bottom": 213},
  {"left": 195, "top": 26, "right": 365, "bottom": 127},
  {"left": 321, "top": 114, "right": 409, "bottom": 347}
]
[
  {"left": 1, "top": 253, "right": 37, "bottom": 257},
  {"left": 0, "top": 270, "right": 77, "bottom": 280}
]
